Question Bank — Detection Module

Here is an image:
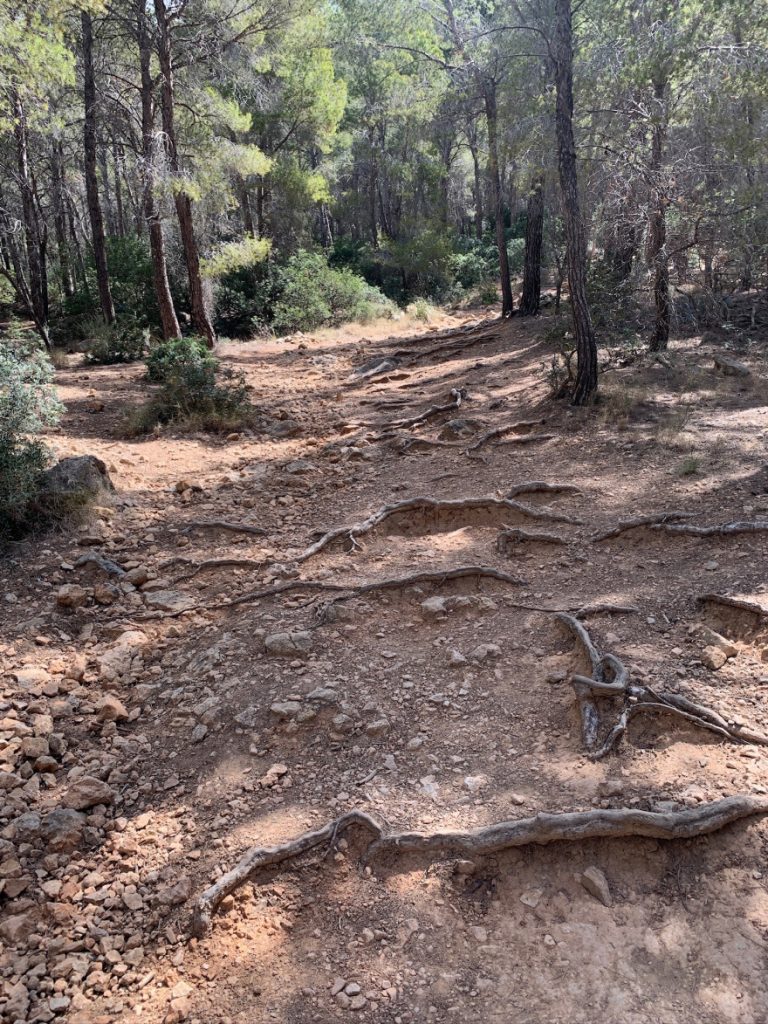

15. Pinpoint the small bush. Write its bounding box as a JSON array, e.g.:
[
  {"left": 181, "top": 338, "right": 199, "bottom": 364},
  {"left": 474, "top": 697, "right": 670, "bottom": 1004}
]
[
  {"left": 84, "top": 318, "right": 149, "bottom": 365},
  {"left": 407, "top": 298, "right": 434, "bottom": 322},
  {"left": 271, "top": 252, "right": 395, "bottom": 334},
  {"left": 679, "top": 456, "right": 701, "bottom": 476},
  {"left": 0, "top": 326, "right": 63, "bottom": 538},
  {"left": 127, "top": 336, "right": 253, "bottom": 435}
]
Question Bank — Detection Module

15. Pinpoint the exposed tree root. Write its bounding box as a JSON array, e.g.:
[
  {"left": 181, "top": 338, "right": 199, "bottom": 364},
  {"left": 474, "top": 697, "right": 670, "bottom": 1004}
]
[
  {"left": 387, "top": 387, "right": 465, "bottom": 429},
  {"left": 316, "top": 565, "right": 525, "bottom": 620},
  {"left": 495, "top": 433, "right": 554, "bottom": 447},
  {"left": 697, "top": 593, "right": 768, "bottom": 619},
  {"left": 295, "top": 496, "right": 582, "bottom": 564},
  {"left": 593, "top": 512, "right": 696, "bottom": 542},
  {"left": 394, "top": 436, "right": 466, "bottom": 454},
  {"left": 184, "top": 520, "right": 268, "bottom": 537},
  {"left": 506, "top": 482, "right": 583, "bottom": 499},
  {"left": 497, "top": 527, "right": 567, "bottom": 554},
  {"left": 556, "top": 613, "right": 768, "bottom": 757},
  {"left": 594, "top": 513, "right": 768, "bottom": 542},
  {"left": 190, "top": 796, "right": 768, "bottom": 936},
  {"left": 652, "top": 520, "right": 768, "bottom": 537},
  {"left": 174, "top": 557, "right": 270, "bottom": 581},
  {"left": 466, "top": 419, "right": 546, "bottom": 453}
]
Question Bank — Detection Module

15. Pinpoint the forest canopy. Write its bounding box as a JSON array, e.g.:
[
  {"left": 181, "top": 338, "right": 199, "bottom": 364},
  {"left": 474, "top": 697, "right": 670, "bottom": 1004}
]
[{"left": 1, "top": 0, "right": 767, "bottom": 402}]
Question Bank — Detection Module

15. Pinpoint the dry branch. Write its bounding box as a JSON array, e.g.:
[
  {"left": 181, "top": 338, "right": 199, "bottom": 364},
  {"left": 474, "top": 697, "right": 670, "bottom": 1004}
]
[
  {"left": 190, "top": 796, "right": 768, "bottom": 936},
  {"left": 653, "top": 520, "right": 768, "bottom": 537},
  {"left": 295, "top": 496, "right": 582, "bottom": 564}
]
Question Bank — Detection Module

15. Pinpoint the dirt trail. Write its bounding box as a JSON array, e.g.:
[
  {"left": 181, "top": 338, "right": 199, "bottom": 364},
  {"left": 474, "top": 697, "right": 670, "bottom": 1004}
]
[{"left": 2, "top": 311, "right": 768, "bottom": 1024}]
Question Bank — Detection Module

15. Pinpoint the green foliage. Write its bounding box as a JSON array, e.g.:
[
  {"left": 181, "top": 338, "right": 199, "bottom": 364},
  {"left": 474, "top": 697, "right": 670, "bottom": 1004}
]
[
  {"left": 0, "top": 324, "right": 63, "bottom": 538},
  {"left": 57, "top": 236, "right": 159, "bottom": 345},
  {"left": 271, "top": 252, "right": 396, "bottom": 334},
  {"left": 129, "top": 337, "right": 253, "bottom": 435},
  {"left": 202, "top": 237, "right": 271, "bottom": 280},
  {"left": 84, "top": 318, "right": 149, "bottom": 365}
]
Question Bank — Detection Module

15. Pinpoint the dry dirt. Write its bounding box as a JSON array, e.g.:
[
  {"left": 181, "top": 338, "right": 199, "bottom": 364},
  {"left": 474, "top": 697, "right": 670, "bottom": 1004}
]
[{"left": 2, "top": 309, "right": 768, "bottom": 1024}]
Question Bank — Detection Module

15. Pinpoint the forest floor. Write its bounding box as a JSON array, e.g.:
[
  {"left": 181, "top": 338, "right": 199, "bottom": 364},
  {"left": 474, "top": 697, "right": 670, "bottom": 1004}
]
[{"left": 2, "top": 307, "right": 768, "bottom": 1024}]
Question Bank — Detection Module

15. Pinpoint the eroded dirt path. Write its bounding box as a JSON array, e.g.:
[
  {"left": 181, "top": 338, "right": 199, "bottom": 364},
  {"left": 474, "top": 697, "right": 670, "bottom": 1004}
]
[{"left": 2, "top": 312, "right": 768, "bottom": 1024}]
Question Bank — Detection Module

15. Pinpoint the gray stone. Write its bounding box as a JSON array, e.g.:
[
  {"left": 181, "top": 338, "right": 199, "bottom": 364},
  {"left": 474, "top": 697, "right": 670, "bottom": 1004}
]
[
  {"left": 713, "top": 354, "right": 750, "bottom": 377},
  {"left": 62, "top": 775, "right": 114, "bottom": 810},
  {"left": 270, "top": 701, "right": 302, "bottom": 720},
  {"left": 144, "top": 590, "right": 196, "bottom": 613},
  {"left": 41, "top": 807, "right": 86, "bottom": 852},
  {"left": 39, "top": 455, "right": 114, "bottom": 504},
  {"left": 580, "top": 865, "right": 612, "bottom": 907},
  {"left": 264, "top": 631, "right": 313, "bottom": 657}
]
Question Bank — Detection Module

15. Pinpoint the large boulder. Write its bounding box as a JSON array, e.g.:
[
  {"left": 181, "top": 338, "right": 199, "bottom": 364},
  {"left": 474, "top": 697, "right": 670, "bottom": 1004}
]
[{"left": 39, "top": 455, "right": 114, "bottom": 506}]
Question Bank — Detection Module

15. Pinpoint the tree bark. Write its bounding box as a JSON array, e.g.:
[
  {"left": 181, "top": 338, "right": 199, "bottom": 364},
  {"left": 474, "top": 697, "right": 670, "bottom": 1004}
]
[
  {"left": 483, "top": 79, "right": 513, "bottom": 316},
  {"left": 50, "top": 141, "right": 75, "bottom": 299},
  {"left": 520, "top": 174, "right": 544, "bottom": 316},
  {"left": 11, "top": 91, "right": 50, "bottom": 348},
  {"left": 82, "top": 11, "right": 116, "bottom": 326},
  {"left": 137, "top": 1, "right": 180, "bottom": 340},
  {"left": 648, "top": 76, "right": 670, "bottom": 351},
  {"left": 551, "top": 0, "right": 597, "bottom": 404},
  {"left": 154, "top": 0, "right": 216, "bottom": 347}
]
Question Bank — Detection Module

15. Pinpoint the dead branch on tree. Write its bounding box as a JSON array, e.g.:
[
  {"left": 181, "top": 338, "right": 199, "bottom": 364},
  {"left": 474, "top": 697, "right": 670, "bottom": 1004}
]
[
  {"left": 295, "top": 496, "right": 583, "bottom": 564},
  {"left": 557, "top": 614, "right": 768, "bottom": 758},
  {"left": 190, "top": 796, "right": 768, "bottom": 936}
]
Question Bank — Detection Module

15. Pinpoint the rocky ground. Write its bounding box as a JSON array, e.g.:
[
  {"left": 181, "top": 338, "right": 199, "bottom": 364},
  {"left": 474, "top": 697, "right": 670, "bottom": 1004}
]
[{"left": 2, "top": 309, "right": 768, "bottom": 1024}]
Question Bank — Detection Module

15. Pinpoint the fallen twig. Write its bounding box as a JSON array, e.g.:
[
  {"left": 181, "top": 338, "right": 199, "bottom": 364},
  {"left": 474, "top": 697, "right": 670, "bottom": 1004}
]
[{"left": 190, "top": 796, "right": 768, "bottom": 936}]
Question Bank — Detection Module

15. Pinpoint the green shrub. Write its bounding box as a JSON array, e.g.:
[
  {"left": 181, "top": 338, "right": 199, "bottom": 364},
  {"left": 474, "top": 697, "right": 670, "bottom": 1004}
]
[
  {"left": 0, "top": 326, "right": 63, "bottom": 538},
  {"left": 84, "top": 318, "right": 149, "bottom": 365},
  {"left": 271, "top": 252, "right": 395, "bottom": 334},
  {"left": 127, "top": 336, "right": 253, "bottom": 435},
  {"left": 145, "top": 336, "right": 213, "bottom": 383}
]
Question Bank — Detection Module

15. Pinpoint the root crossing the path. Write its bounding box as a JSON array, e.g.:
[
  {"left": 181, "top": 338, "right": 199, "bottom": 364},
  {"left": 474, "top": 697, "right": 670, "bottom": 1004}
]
[
  {"left": 190, "top": 796, "right": 768, "bottom": 937},
  {"left": 556, "top": 613, "right": 768, "bottom": 758}
]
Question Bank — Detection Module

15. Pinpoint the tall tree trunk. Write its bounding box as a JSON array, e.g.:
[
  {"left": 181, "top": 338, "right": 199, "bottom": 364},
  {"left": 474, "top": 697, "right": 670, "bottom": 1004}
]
[
  {"left": 11, "top": 91, "right": 50, "bottom": 348},
  {"left": 137, "top": 1, "right": 180, "bottom": 340},
  {"left": 154, "top": 0, "right": 215, "bottom": 347},
  {"left": 647, "top": 76, "right": 670, "bottom": 351},
  {"left": 469, "top": 138, "right": 484, "bottom": 239},
  {"left": 483, "top": 79, "right": 513, "bottom": 316},
  {"left": 112, "top": 135, "right": 126, "bottom": 237},
  {"left": 520, "top": 173, "right": 544, "bottom": 316},
  {"left": 82, "top": 11, "right": 116, "bottom": 325},
  {"left": 51, "top": 141, "right": 75, "bottom": 299},
  {"left": 552, "top": 0, "right": 597, "bottom": 404}
]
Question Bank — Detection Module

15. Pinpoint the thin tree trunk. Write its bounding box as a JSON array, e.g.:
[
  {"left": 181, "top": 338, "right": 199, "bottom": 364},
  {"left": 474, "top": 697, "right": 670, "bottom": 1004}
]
[
  {"left": 51, "top": 141, "right": 75, "bottom": 299},
  {"left": 154, "top": 0, "right": 215, "bottom": 347},
  {"left": 112, "top": 135, "right": 126, "bottom": 238},
  {"left": 238, "top": 177, "right": 256, "bottom": 238},
  {"left": 483, "top": 79, "right": 513, "bottom": 316},
  {"left": 552, "top": 0, "right": 597, "bottom": 404},
  {"left": 469, "top": 138, "right": 484, "bottom": 239},
  {"left": 520, "top": 173, "right": 544, "bottom": 316},
  {"left": 82, "top": 11, "right": 116, "bottom": 325},
  {"left": 11, "top": 90, "right": 50, "bottom": 348},
  {"left": 648, "top": 77, "right": 670, "bottom": 351},
  {"left": 137, "top": 1, "right": 180, "bottom": 340}
]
